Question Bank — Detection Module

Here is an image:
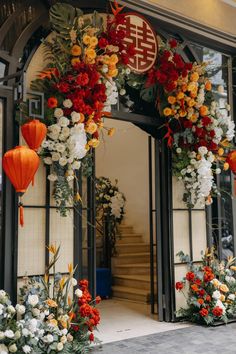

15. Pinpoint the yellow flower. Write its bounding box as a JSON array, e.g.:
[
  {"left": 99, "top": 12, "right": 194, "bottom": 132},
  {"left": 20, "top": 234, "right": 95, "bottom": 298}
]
[
  {"left": 86, "top": 121, "right": 97, "bottom": 134},
  {"left": 218, "top": 148, "right": 224, "bottom": 156},
  {"left": 190, "top": 89, "right": 198, "bottom": 98},
  {"left": 163, "top": 107, "right": 172, "bottom": 117},
  {"left": 71, "top": 45, "right": 82, "bottom": 56},
  {"left": 102, "top": 55, "right": 110, "bottom": 64},
  {"left": 177, "top": 92, "right": 184, "bottom": 100},
  {"left": 179, "top": 109, "right": 187, "bottom": 117},
  {"left": 60, "top": 320, "right": 68, "bottom": 329},
  {"left": 182, "top": 83, "right": 187, "bottom": 92},
  {"left": 187, "top": 82, "right": 197, "bottom": 92},
  {"left": 109, "top": 54, "right": 119, "bottom": 64},
  {"left": 188, "top": 99, "right": 195, "bottom": 107},
  {"left": 223, "top": 162, "right": 229, "bottom": 171},
  {"left": 190, "top": 114, "right": 198, "bottom": 123},
  {"left": 68, "top": 263, "right": 73, "bottom": 275},
  {"left": 89, "top": 36, "right": 98, "bottom": 47},
  {"left": 190, "top": 72, "right": 199, "bottom": 82},
  {"left": 48, "top": 244, "right": 57, "bottom": 255},
  {"left": 71, "top": 57, "right": 80, "bottom": 66},
  {"left": 83, "top": 35, "right": 91, "bottom": 45},
  {"left": 59, "top": 277, "right": 66, "bottom": 290},
  {"left": 220, "top": 295, "right": 225, "bottom": 302},
  {"left": 230, "top": 266, "right": 236, "bottom": 271},
  {"left": 86, "top": 48, "right": 96, "bottom": 60},
  {"left": 48, "top": 319, "right": 58, "bottom": 327},
  {"left": 167, "top": 96, "right": 176, "bottom": 105},
  {"left": 219, "top": 284, "right": 229, "bottom": 293},
  {"left": 108, "top": 68, "right": 118, "bottom": 77},
  {"left": 212, "top": 279, "right": 221, "bottom": 288},
  {"left": 108, "top": 128, "right": 115, "bottom": 137},
  {"left": 88, "top": 139, "right": 100, "bottom": 148},
  {"left": 199, "top": 105, "right": 209, "bottom": 116},
  {"left": 46, "top": 299, "right": 58, "bottom": 308}
]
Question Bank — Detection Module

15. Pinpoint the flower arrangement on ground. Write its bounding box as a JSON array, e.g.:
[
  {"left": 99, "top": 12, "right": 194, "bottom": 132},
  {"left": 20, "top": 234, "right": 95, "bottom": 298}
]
[
  {"left": 176, "top": 249, "right": 236, "bottom": 325},
  {"left": 96, "top": 176, "right": 125, "bottom": 255},
  {"left": 0, "top": 245, "right": 101, "bottom": 353}
]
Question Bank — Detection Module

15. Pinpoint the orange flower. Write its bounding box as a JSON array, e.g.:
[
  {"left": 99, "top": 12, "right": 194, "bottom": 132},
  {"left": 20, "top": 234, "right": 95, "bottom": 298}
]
[
  {"left": 88, "top": 139, "right": 100, "bottom": 148},
  {"left": 108, "top": 68, "right": 118, "bottom": 77},
  {"left": 108, "top": 128, "right": 115, "bottom": 137},
  {"left": 177, "top": 92, "right": 184, "bottom": 100},
  {"left": 223, "top": 162, "right": 229, "bottom": 171},
  {"left": 179, "top": 110, "right": 187, "bottom": 117},
  {"left": 199, "top": 105, "right": 209, "bottom": 116},
  {"left": 71, "top": 57, "right": 80, "bottom": 66},
  {"left": 205, "top": 80, "right": 212, "bottom": 91},
  {"left": 218, "top": 148, "right": 224, "bottom": 156},
  {"left": 188, "top": 82, "right": 197, "bottom": 92},
  {"left": 191, "top": 284, "right": 199, "bottom": 292},
  {"left": 86, "top": 48, "right": 96, "bottom": 60},
  {"left": 188, "top": 99, "right": 195, "bottom": 107},
  {"left": 48, "top": 319, "right": 58, "bottom": 327},
  {"left": 47, "top": 244, "right": 57, "bottom": 254},
  {"left": 71, "top": 45, "right": 82, "bottom": 56},
  {"left": 197, "top": 298, "right": 204, "bottom": 305},
  {"left": 219, "top": 284, "right": 229, "bottom": 293},
  {"left": 89, "top": 36, "right": 98, "bottom": 47},
  {"left": 206, "top": 295, "right": 211, "bottom": 302},
  {"left": 109, "top": 54, "right": 119, "bottom": 65},
  {"left": 47, "top": 97, "right": 58, "bottom": 109},
  {"left": 83, "top": 35, "right": 91, "bottom": 45},
  {"left": 46, "top": 299, "right": 58, "bottom": 308},
  {"left": 190, "top": 72, "right": 199, "bottom": 82},
  {"left": 190, "top": 115, "right": 198, "bottom": 123},
  {"left": 168, "top": 96, "right": 176, "bottom": 105},
  {"left": 86, "top": 122, "right": 97, "bottom": 135},
  {"left": 163, "top": 107, "right": 172, "bottom": 117}
]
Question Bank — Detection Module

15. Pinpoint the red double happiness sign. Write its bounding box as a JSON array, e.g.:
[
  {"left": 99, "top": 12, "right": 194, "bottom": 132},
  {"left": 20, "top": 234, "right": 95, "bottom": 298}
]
[{"left": 118, "top": 13, "right": 158, "bottom": 73}]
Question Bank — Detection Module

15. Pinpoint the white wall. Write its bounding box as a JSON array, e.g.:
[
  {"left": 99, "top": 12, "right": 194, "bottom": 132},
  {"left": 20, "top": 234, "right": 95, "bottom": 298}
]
[{"left": 96, "top": 119, "right": 150, "bottom": 242}]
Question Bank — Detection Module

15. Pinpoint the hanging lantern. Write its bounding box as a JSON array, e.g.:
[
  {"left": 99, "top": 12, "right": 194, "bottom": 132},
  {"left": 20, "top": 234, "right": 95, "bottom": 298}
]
[
  {"left": 226, "top": 150, "right": 236, "bottom": 174},
  {"left": 3, "top": 146, "right": 40, "bottom": 226},
  {"left": 21, "top": 119, "right": 47, "bottom": 151}
]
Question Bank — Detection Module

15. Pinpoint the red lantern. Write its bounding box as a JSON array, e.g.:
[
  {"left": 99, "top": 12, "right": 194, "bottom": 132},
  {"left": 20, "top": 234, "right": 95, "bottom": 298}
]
[
  {"left": 3, "top": 146, "right": 40, "bottom": 226},
  {"left": 226, "top": 150, "right": 236, "bottom": 174},
  {"left": 21, "top": 119, "right": 47, "bottom": 151}
]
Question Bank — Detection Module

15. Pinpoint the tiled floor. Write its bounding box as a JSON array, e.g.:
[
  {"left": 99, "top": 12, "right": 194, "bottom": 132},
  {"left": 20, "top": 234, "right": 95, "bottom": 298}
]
[
  {"left": 93, "top": 322, "right": 236, "bottom": 354},
  {"left": 96, "top": 299, "right": 190, "bottom": 344}
]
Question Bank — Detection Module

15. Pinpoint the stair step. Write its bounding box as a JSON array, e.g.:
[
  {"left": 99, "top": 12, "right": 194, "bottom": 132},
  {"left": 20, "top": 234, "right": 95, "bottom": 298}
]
[
  {"left": 113, "top": 274, "right": 154, "bottom": 290},
  {"left": 116, "top": 243, "right": 149, "bottom": 254},
  {"left": 117, "top": 226, "right": 134, "bottom": 232},
  {"left": 112, "top": 285, "right": 150, "bottom": 303},
  {"left": 113, "top": 263, "right": 155, "bottom": 275},
  {"left": 116, "top": 235, "right": 143, "bottom": 244},
  {"left": 112, "top": 252, "right": 150, "bottom": 265}
]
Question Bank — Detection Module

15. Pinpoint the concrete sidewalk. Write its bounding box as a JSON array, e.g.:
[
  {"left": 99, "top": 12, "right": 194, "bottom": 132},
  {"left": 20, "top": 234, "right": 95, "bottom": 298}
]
[{"left": 93, "top": 322, "right": 236, "bottom": 354}]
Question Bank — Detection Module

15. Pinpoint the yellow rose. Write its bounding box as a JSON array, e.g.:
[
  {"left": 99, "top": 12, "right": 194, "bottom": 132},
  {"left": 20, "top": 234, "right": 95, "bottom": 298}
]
[
  {"left": 46, "top": 299, "right": 58, "bottom": 308},
  {"left": 109, "top": 54, "right": 119, "bottom": 64},
  {"left": 108, "top": 68, "right": 118, "bottom": 77},
  {"left": 219, "top": 284, "right": 229, "bottom": 293},
  {"left": 220, "top": 295, "right": 225, "bottom": 302},
  {"left": 102, "top": 55, "right": 110, "bottom": 64},
  {"left": 86, "top": 122, "right": 97, "bottom": 135},
  {"left": 48, "top": 319, "right": 58, "bottom": 327},
  {"left": 83, "top": 35, "right": 91, "bottom": 45},
  {"left": 71, "top": 45, "right": 82, "bottom": 56},
  {"left": 177, "top": 92, "right": 184, "bottom": 100},
  {"left": 167, "top": 96, "right": 176, "bottom": 105},
  {"left": 188, "top": 99, "right": 195, "bottom": 107},
  {"left": 71, "top": 57, "right": 80, "bottom": 66},
  {"left": 187, "top": 82, "right": 197, "bottom": 92},
  {"left": 179, "top": 109, "right": 187, "bottom": 117},
  {"left": 163, "top": 107, "right": 172, "bottom": 117},
  {"left": 190, "top": 72, "right": 199, "bottom": 82},
  {"left": 89, "top": 36, "right": 98, "bottom": 47},
  {"left": 86, "top": 48, "right": 96, "bottom": 59},
  {"left": 212, "top": 279, "right": 220, "bottom": 288},
  {"left": 88, "top": 139, "right": 100, "bottom": 148},
  {"left": 190, "top": 114, "right": 198, "bottom": 123}
]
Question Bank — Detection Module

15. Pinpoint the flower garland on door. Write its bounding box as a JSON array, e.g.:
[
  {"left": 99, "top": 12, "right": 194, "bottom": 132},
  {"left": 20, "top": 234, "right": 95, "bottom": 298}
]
[{"left": 19, "top": 2, "right": 235, "bottom": 216}]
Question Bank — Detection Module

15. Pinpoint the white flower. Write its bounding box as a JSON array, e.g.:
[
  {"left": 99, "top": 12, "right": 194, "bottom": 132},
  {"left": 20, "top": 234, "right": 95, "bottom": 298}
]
[
  {"left": 55, "top": 143, "right": 66, "bottom": 153},
  {"left": 198, "top": 146, "right": 208, "bottom": 156},
  {"left": 72, "top": 161, "right": 81, "bottom": 170},
  {"left": 215, "top": 168, "right": 221, "bottom": 174},
  {"left": 43, "top": 334, "right": 54, "bottom": 343},
  {"left": 32, "top": 308, "right": 40, "bottom": 317},
  {"left": 58, "top": 117, "right": 70, "bottom": 127},
  {"left": 9, "top": 344, "right": 17, "bottom": 353},
  {"left": 59, "top": 157, "right": 67, "bottom": 167},
  {"left": 28, "top": 318, "right": 38, "bottom": 333},
  {"left": 60, "top": 335, "right": 67, "bottom": 344},
  {"left": 119, "top": 88, "right": 126, "bottom": 96},
  {"left": 176, "top": 148, "right": 182, "bottom": 154},
  {"left": 75, "top": 289, "right": 83, "bottom": 298},
  {"left": 14, "top": 331, "right": 20, "bottom": 340},
  {"left": 51, "top": 152, "right": 61, "bottom": 161},
  {"left": 67, "top": 333, "right": 73, "bottom": 342},
  {"left": 57, "top": 342, "right": 64, "bottom": 351},
  {"left": 0, "top": 290, "right": 6, "bottom": 300},
  {"left": 7, "top": 305, "right": 16, "bottom": 314},
  {"left": 22, "top": 328, "right": 29, "bottom": 337},
  {"left": 48, "top": 174, "right": 58, "bottom": 182},
  {"left": 71, "top": 111, "right": 81, "bottom": 123},
  {"left": 225, "top": 276, "right": 236, "bottom": 284},
  {"left": 62, "top": 127, "right": 70, "bottom": 137},
  {"left": 4, "top": 330, "right": 14, "bottom": 338},
  {"left": 43, "top": 157, "right": 53, "bottom": 165},
  {"left": 16, "top": 304, "right": 25, "bottom": 315},
  {"left": 71, "top": 278, "right": 77, "bottom": 286},
  {"left": 212, "top": 290, "right": 221, "bottom": 300},
  {"left": 0, "top": 344, "right": 8, "bottom": 354},
  {"left": 218, "top": 85, "right": 224, "bottom": 93},
  {"left": 23, "top": 345, "right": 32, "bottom": 353},
  {"left": 125, "top": 68, "right": 131, "bottom": 75},
  {"left": 28, "top": 294, "right": 39, "bottom": 307},
  {"left": 0, "top": 331, "right": 5, "bottom": 340},
  {"left": 63, "top": 99, "right": 73, "bottom": 108},
  {"left": 54, "top": 108, "right": 64, "bottom": 119},
  {"left": 228, "top": 294, "right": 235, "bottom": 301},
  {"left": 101, "top": 65, "right": 109, "bottom": 74}
]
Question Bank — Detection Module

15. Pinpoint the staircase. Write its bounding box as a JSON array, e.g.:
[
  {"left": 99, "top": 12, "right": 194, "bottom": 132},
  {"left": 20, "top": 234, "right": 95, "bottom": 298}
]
[{"left": 112, "top": 224, "right": 153, "bottom": 303}]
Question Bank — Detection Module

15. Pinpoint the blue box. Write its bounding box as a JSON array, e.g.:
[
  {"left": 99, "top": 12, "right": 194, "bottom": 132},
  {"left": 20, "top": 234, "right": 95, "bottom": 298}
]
[{"left": 96, "top": 268, "right": 112, "bottom": 298}]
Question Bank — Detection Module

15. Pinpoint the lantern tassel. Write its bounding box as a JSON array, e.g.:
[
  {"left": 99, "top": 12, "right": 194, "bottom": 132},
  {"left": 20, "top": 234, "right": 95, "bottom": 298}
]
[{"left": 19, "top": 203, "right": 24, "bottom": 227}]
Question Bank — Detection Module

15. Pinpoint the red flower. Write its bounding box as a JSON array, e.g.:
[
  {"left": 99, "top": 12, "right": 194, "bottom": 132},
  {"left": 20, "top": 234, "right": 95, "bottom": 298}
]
[
  {"left": 206, "top": 295, "right": 211, "bottom": 302},
  {"left": 202, "top": 116, "right": 212, "bottom": 126},
  {"left": 47, "top": 97, "right": 58, "bottom": 108},
  {"left": 183, "top": 120, "right": 193, "bottom": 129},
  {"left": 212, "top": 306, "right": 223, "bottom": 317},
  {"left": 98, "top": 37, "right": 109, "bottom": 49},
  {"left": 199, "top": 289, "right": 205, "bottom": 297},
  {"left": 162, "top": 50, "right": 171, "bottom": 61},
  {"left": 185, "top": 63, "right": 193, "bottom": 71},
  {"left": 209, "top": 130, "right": 215, "bottom": 138},
  {"left": 199, "top": 308, "right": 208, "bottom": 317},
  {"left": 194, "top": 278, "right": 201, "bottom": 286},
  {"left": 79, "top": 279, "right": 89, "bottom": 289},
  {"left": 96, "top": 296, "right": 101, "bottom": 304},
  {"left": 169, "top": 39, "right": 178, "bottom": 48},
  {"left": 204, "top": 271, "right": 214, "bottom": 282},
  {"left": 175, "top": 282, "right": 184, "bottom": 290},
  {"left": 89, "top": 333, "right": 95, "bottom": 342},
  {"left": 76, "top": 72, "right": 89, "bottom": 86},
  {"left": 80, "top": 304, "right": 93, "bottom": 317},
  {"left": 56, "top": 82, "right": 70, "bottom": 93},
  {"left": 186, "top": 272, "right": 195, "bottom": 282},
  {"left": 165, "top": 81, "right": 177, "bottom": 92},
  {"left": 156, "top": 70, "right": 167, "bottom": 84}
]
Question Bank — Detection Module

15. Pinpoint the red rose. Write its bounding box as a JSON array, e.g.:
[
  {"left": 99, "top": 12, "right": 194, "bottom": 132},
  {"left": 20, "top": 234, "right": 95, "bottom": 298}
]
[
  {"left": 199, "top": 308, "right": 208, "bottom": 317},
  {"left": 183, "top": 120, "right": 193, "bottom": 129},
  {"left": 209, "top": 130, "right": 215, "bottom": 138},
  {"left": 208, "top": 141, "right": 218, "bottom": 151},
  {"left": 76, "top": 72, "right": 89, "bottom": 86},
  {"left": 186, "top": 272, "right": 195, "bottom": 282},
  {"left": 47, "top": 97, "right": 58, "bottom": 108},
  {"left": 89, "top": 333, "right": 95, "bottom": 342},
  {"left": 212, "top": 306, "right": 223, "bottom": 317},
  {"left": 169, "top": 39, "right": 178, "bottom": 48},
  {"left": 79, "top": 279, "right": 89, "bottom": 289},
  {"left": 204, "top": 271, "right": 214, "bottom": 282},
  {"left": 162, "top": 50, "right": 171, "bottom": 60},
  {"left": 156, "top": 71, "right": 167, "bottom": 84},
  {"left": 206, "top": 295, "right": 211, "bottom": 302},
  {"left": 175, "top": 282, "right": 184, "bottom": 290},
  {"left": 56, "top": 82, "right": 70, "bottom": 93},
  {"left": 194, "top": 278, "right": 201, "bottom": 286},
  {"left": 95, "top": 296, "right": 101, "bottom": 304},
  {"left": 202, "top": 116, "right": 212, "bottom": 126},
  {"left": 185, "top": 63, "right": 193, "bottom": 71},
  {"left": 199, "top": 289, "right": 205, "bottom": 296},
  {"left": 98, "top": 37, "right": 109, "bottom": 48},
  {"left": 80, "top": 304, "right": 93, "bottom": 317},
  {"left": 164, "top": 81, "right": 177, "bottom": 92}
]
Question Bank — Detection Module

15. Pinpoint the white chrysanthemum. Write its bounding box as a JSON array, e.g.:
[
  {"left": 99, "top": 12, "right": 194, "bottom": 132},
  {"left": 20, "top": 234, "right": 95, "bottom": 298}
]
[{"left": 28, "top": 294, "right": 39, "bottom": 307}]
